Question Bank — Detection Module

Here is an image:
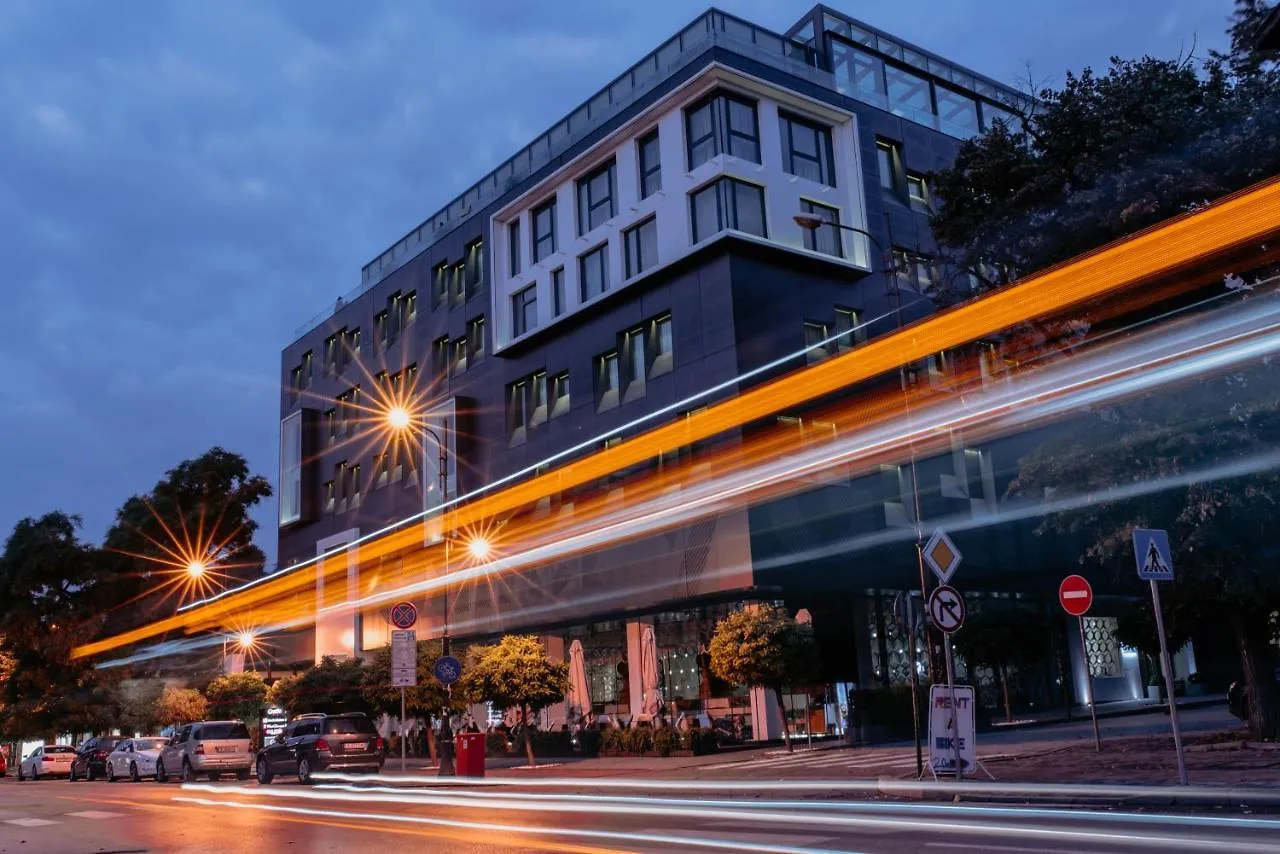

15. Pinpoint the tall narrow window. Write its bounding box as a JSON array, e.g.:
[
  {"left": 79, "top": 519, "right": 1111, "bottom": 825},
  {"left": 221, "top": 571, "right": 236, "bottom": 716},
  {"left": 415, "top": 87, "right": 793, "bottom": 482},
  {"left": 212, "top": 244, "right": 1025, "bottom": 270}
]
[
  {"left": 804, "top": 321, "right": 832, "bottom": 364},
  {"left": 508, "top": 220, "right": 522, "bottom": 277},
  {"left": 779, "top": 112, "right": 835, "bottom": 186},
  {"left": 579, "top": 244, "right": 610, "bottom": 302},
  {"left": 465, "top": 239, "right": 484, "bottom": 299},
  {"left": 323, "top": 333, "right": 340, "bottom": 375},
  {"left": 833, "top": 307, "right": 863, "bottom": 352},
  {"left": 624, "top": 217, "right": 658, "bottom": 278},
  {"left": 433, "top": 262, "right": 448, "bottom": 307},
  {"left": 533, "top": 198, "right": 557, "bottom": 262},
  {"left": 467, "top": 316, "right": 486, "bottom": 362},
  {"left": 449, "top": 337, "right": 468, "bottom": 376},
  {"left": 530, "top": 371, "right": 548, "bottom": 427},
  {"left": 638, "top": 130, "right": 662, "bottom": 198},
  {"left": 876, "top": 140, "right": 900, "bottom": 191},
  {"left": 551, "top": 267, "right": 566, "bottom": 317},
  {"left": 684, "top": 92, "right": 761, "bottom": 169},
  {"left": 800, "top": 199, "right": 843, "bottom": 258},
  {"left": 906, "top": 173, "right": 930, "bottom": 210},
  {"left": 596, "top": 351, "right": 620, "bottom": 412},
  {"left": 279, "top": 412, "right": 303, "bottom": 526},
  {"left": 577, "top": 159, "right": 617, "bottom": 235},
  {"left": 374, "top": 310, "right": 390, "bottom": 350},
  {"left": 649, "top": 314, "right": 673, "bottom": 377},
  {"left": 551, "top": 371, "right": 571, "bottom": 417},
  {"left": 508, "top": 379, "right": 529, "bottom": 444},
  {"left": 451, "top": 262, "right": 465, "bottom": 305},
  {"left": 690, "top": 177, "right": 766, "bottom": 242},
  {"left": 622, "top": 326, "right": 646, "bottom": 400},
  {"left": 511, "top": 285, "right": 537, "bottom": 338}
]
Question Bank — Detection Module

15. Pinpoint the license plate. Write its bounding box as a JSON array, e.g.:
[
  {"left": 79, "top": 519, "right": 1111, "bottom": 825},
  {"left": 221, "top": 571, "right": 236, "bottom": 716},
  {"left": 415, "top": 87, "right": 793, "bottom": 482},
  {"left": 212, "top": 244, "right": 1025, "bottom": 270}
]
[
  {"left": 344, "top": 743, "right": 367, "bottom": 752},
  {"left": 215, "top": 746, "right": 236, "bottom": 754}
]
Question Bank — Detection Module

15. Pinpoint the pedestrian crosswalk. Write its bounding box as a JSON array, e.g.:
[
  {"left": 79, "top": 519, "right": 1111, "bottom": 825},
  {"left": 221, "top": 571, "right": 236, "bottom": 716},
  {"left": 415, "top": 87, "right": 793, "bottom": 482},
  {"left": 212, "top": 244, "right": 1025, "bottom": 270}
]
[
  {"left": 3, "top": 810, "right": 124, "bottom": 828},
  {"left": 698, "top": 747, "right": 927, "bottom": 774}
]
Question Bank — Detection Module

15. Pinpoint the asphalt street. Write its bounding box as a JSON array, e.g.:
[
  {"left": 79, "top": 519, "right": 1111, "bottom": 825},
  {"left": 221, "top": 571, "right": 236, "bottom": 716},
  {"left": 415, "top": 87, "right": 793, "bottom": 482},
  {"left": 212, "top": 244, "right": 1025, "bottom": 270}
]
[{"left": 2, "top": 773, "right": 1278, "bottom": 854}]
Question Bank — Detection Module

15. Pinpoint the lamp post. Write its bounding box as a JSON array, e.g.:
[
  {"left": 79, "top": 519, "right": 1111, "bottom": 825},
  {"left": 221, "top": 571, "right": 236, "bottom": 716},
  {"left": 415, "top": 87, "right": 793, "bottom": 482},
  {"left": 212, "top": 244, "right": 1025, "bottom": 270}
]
[{"left": 795, "top": 212, "right": 932, "bottom": 778}]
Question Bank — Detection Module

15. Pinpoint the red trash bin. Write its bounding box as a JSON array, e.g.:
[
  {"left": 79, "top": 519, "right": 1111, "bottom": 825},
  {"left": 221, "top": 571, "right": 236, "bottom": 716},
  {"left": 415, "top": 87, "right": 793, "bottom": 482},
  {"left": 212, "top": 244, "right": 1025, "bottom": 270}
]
[{"left": 455, "top": 732, "right": 486, "bottom": 777}]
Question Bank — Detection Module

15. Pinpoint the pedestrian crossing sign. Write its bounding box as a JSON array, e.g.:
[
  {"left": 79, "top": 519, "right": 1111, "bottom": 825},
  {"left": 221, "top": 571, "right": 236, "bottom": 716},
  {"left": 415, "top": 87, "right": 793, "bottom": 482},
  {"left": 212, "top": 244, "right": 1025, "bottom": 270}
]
[{"left": 1133, "top": 528, "right": 1174, "bottom": 581}]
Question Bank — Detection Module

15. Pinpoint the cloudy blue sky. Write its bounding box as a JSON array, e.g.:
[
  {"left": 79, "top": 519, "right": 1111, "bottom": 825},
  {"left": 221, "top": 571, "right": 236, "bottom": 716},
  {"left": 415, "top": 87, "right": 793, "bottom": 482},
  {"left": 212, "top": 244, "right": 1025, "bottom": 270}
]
[{"left": 0, "top": 0, "right": 1234, "bottom": 565}]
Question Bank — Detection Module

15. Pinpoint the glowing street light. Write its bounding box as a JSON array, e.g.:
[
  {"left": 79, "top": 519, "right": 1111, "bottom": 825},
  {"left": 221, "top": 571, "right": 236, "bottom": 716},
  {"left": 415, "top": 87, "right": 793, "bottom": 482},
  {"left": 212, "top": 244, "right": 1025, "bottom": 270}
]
[
  {"left": 236, "top": 631, "right": 258, "bottom": 651},
  {"left": 186, "top": 560, "right": 207, "bottom": 579},
  {"left": 466, "top": 536, "right": 491, "bottom": 561},
  {"left": 387, "top": 406, "right": 412, "bottom": 430}
]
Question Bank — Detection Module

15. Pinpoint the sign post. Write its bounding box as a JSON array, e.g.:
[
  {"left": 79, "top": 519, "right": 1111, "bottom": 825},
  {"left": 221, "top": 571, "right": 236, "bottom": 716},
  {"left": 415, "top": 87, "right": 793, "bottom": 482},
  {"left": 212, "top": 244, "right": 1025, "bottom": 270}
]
[
  {"left": 389, "top": 601, "right": 419, "bottom": 773},
  {"left": 893, "top": 591, "right": 925, "bottom": 777},
  {"left": 1133, "top": 528, "right": 1187, "bottom": 786},
  {"left": 1059, "top": 574, "right": 1101, "bottom": 752},
  {"left": 927, "top": 581, "right": 966, "bottom": 781}
]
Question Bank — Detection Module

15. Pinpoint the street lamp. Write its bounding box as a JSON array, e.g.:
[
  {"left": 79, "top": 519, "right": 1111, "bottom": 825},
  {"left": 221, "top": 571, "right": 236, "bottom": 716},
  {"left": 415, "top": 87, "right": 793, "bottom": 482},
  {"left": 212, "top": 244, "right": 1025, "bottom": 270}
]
[
  {"left": 466, "top": 536, "right": 491, "bottom": 562},
  {"left": 185, "top": 560, "right": 207, "bottom": 580},
  {"left": 792, "top": 214, "right": 900, "bottom": 322}
]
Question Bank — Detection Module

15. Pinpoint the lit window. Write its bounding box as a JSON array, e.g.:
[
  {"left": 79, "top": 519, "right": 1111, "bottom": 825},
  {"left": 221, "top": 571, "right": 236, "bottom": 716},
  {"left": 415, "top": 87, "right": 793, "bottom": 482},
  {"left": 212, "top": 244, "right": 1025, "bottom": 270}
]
[
  {"left": 907, "top": 173, "right": 929, "bottom": 210},
  {"left": 279, "top": 412, "right": 303, "bottom": 526},
  {"left": 799, "top": 199, "right": 842, "bottom": 258},
  {"left": 833, "top": 308, "right": 863, "bottom": 352},
  {"left": 779, "top": 112, "right": 835, "bottom": 186},
  {"left": 804, "top": 321, "right": 833, "bottom": 364},
  {"left": 596, "top": 351, "right": 620, "bottom": 412},
  {"left": 451, "top": 262, "right": 465, "bottom": 305},
  {"left": 449, "top": 337, "right": 468, "bottom": 376},
  {"left": 690, "top": 177, "right": 766, "bottom": 242},
  {"left": 579, "top": 243, "right": 610, "bottom": 302},
  {"left": 577, "top": 160, "right": 616, "bottom": 235},
  {"left": 433, "top": 262, "right": 448, "bottom": 307},
  {"left": 649, "top": 314, "right": 673, "bottom": 377},
  {"left": 638, "top": 130, "right": 662, "bottom": 198},
  {"left": 464, "top": 239, "right": 484, "bottom": 299},
  {"left": 624, "top": 217, "right": 658, "bottom": 278},
  {"left": 551, "top": 371, "right": 571, "bottom": 417},
  {"left": 622, "top": 326, "right": 646, "bottom": 401},
  {"left": 511, "top": 285, "right": 537, "bottom": 338},
  {"left": 467, "top": 316, "right": 486, "bottom": 362}
]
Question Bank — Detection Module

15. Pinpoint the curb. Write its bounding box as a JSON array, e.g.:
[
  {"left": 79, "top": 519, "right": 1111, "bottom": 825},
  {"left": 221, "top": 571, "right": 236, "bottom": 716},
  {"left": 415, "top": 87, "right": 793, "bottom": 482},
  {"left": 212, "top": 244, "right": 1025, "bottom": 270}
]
[{"left": 873, "top": 777, "right": 1280, "bottom": 808}]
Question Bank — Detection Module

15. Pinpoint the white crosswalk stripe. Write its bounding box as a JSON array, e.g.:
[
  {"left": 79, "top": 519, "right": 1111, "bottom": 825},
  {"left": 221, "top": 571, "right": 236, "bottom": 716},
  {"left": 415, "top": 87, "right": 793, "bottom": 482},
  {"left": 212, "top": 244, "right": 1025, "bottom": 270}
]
[
  {"left": 700, "top": 748, "right": 919, "bottom": 772},
  {"left": 66, "top": 810, "right": 126, "bottom": 819},
  {"left": 4, "top": 818, "right": 60, "bottom": 827}
]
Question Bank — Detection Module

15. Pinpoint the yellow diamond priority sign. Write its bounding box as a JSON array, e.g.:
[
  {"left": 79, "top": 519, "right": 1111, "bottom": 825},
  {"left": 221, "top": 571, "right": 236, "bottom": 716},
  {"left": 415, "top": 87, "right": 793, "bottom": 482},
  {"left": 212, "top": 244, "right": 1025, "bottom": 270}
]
[{"left": 923, "top": 529, "right": 962, "bottom": 585}]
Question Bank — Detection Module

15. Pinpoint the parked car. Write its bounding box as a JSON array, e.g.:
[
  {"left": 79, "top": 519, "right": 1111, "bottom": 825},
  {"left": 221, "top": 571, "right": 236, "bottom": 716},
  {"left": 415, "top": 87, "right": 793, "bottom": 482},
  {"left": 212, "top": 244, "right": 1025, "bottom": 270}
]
[
  {"left": 0, "top": 750, "right": 8, "bottom": 776},
  {"left": 68, "top": 736, "right": 124, "bottom": 782},
  {"left": 105, "top": 737, "right": 168, "bottom": 782},
  {"left": 18, "top": 745, "right": 76, "bottom": 780},
  {"left": 156, "top": 720, "right": 253, "bottom": 782},
  {"left": 256, "top": 712, "right": 385, "bottom": 784}
]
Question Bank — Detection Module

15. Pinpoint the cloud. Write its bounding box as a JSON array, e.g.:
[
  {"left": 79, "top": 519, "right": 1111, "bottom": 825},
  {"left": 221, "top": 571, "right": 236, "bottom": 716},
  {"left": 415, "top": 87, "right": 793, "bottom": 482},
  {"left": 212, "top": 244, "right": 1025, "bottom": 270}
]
[{"left": 30, "top": 103, "right": 79, "bottom": 140}]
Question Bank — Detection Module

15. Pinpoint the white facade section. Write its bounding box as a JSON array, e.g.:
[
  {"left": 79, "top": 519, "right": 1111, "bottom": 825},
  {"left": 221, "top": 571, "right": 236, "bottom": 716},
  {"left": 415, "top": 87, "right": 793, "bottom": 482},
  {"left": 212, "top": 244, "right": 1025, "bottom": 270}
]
[{"left": 491, "top": 65, "right": 872, "bottom": 353}]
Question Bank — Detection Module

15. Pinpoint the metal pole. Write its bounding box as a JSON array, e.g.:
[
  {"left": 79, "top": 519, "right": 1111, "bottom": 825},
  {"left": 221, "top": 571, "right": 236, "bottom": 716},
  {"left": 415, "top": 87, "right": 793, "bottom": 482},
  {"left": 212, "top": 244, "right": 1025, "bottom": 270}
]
[
  {"left": 400, "top": 687, "right": 407, "bottom": 772},
  {"left": 909, "top": 650, "right": 923, "bottom": 778},
  {"left": 944, "top": 632, "right": 961, "bottom": 781},
  {"left": 1077, "top": 617, "right": 1102, "bottom": 752},
  {"left": 1150, "top": 580, "right": 1188, "bottom": 785}
]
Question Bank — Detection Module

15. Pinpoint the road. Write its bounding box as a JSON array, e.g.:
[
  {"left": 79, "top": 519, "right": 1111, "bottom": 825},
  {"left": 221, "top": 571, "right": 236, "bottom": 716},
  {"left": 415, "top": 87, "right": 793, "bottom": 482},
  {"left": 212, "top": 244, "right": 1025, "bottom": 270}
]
[{"left": 2, "top": 774, "right": 1278, "bottom": 853}]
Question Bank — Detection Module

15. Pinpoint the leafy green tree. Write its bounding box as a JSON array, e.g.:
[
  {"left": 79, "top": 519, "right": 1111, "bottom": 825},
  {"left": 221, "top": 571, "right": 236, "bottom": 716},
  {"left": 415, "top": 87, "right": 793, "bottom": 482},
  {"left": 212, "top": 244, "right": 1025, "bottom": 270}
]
[
  {"left": 953, "top": 609, "right": 1048, "bottom": 723},
  {"left": 929, "top": 0, "right": 1280, "bottom": 304},
  {"left": 1007, "top": 364, "right": 1280, "bottom": 737},
  {"left": 204, "top": 673, "right": 268, "bottom": 727},
  {"left": 0, "top": 513, "right": 114, "bottom": 737},
  {"left": 101, "top": 447, "right": 272, "bottom": 632},
  {"left": 459, "top": 635, "right": 568, "bottom": 767},
  {"left": 118, "top": 679, "right": 166, "bottom": 734},
  {"left": 361, "top": 638, "right": 468, "bottom": 762},
  {"left": 155, "top": 687, "right": 208, "bottom": 726},
  {"left": 265, "top": 657, "right": 368, "bottom": 715},
  {"left": 708, "top": 606, "right": 817, "bottom": 752}
]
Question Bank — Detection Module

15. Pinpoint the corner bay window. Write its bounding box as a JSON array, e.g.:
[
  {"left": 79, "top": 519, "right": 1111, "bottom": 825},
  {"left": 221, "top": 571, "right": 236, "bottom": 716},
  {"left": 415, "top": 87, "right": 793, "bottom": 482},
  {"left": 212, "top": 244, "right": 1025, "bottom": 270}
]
[
  {"left": 685, "top": 92, "right": 761, "bottom": 169},
  {"left": 691, "top": 177, "right": 766, "bottom": 243}
]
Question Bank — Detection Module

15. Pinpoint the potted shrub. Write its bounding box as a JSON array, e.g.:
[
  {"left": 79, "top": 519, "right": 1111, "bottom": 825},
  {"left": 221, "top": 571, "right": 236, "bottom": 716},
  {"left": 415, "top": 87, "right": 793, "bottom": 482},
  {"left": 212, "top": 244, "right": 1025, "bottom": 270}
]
[
  {"left": 600, "top": 727, "right": 623, "bottom": 755},
  {"left": 652, "top": 726, "right": 680, "bottom": 757},
  {"left": 627, "top": 726, "right": 653, "bottom": 755},
  {"left": 1146, "top": 672, "right": 1163, "bottom": 701},
  {"left": 578, "top": 726, "right": 601, "bottom": 758}
]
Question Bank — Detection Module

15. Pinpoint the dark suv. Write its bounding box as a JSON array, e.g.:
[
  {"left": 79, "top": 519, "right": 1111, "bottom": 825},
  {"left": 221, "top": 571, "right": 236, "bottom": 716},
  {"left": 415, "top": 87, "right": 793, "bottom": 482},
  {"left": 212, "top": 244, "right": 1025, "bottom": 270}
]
[
  {"left": 68, "top": 736, "right": 123, "bottom": 782},
  {"left": 256, "top": 713, "right": 384, "bottom": 784}
]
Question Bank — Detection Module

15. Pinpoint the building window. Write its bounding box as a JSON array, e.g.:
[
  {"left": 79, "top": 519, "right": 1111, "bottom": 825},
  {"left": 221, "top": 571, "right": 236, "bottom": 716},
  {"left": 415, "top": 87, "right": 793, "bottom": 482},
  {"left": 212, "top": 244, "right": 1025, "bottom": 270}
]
[
  {"left": 533, "top": 198, "right": 557, "bottom": 262},
  {"left": 595, "top": 351, "right": 620, "bottom": 412},
  {"left": 638, "top": 130, "right": 662, "bottom": 198},
  {"left": 375, "top": 451, "right": 390, "bottom": 488},
  {"left": 279, "top": 412, "right": 303, "bottom": 526},
  {"left": 799, "top": 199, "right": 843, "bottom": 258},
  {"left": 623, "top": 216, "right": 658, "bottom": 278},
  {"left": 779, "top": 112, "right": 835, "bottom": 186},
  {"left": 465, "top": 239, "right": 484, "bottom": 299},
  {"left": 833, "top": 307, "right": 863, "bottom": 352},
  {"left": 551, "top": 371, "right": 570, "bottom": 417},
  {"left": 622, "top": 326, "right": 646, "bottom": 401},
  {"left": 892, "top": 249, "right": 936, "bottom": 291},
  {"left": 323, "top": 332, "right": 341, "bottom": 375},
  {"left": 885, "top": 64, "right": 934, "bottom": 125},
  {"left": 511, "top": 285, "right": 537, "bottom": 338},
  {"left": 323, "top": 478, "right": 335, "bottom": 513},
  {"left": 374, "top": 310, "right": 390, "bottom": 350},
  {"left": 467, "top": 316, "right": 486, "bottom": 362},
  {"left": 906, "top": 173, "right": 930, "bottom": 211},
  {"left": 433, "top": 262, "right": 448, "bottom": 307},
  {"left": 289, "top": 366, "right": 304, "bottom": 403},
  {"left": 433, "top": 336, "right": 450, "bottom": 376},
  {"left": 508, "top": 220, "right": 521, "bottom": 277},
  {"left": 804, "top": 321, "right": 833, "bottom": 364},
  {"left": 337, "top": 386, "right": 361, "bottom": 437},
  {"left": 324, "top": 408, "right": 338, "bottom": 446},
  {"left": 690, "top": 177, "right": 766, "bottom": 243},
  {"left": 649, "top": 314, "right": 673, "bottom": 377},
  {"left": 451, "top": 262, "right": 465, "bottom": 305},
  {"left": 832, "top": 40, "right": 888, "bottom": 103},
  {"left": 935, "top": 85, "right": 980, "bottom": 137},
  {"left": 335, "top": 461, "right": 361, "bottom": 513},
  {"left": 685, "top": 92, "right": 760, "bottom": 169},
  {"left": 579, "top": 243, "right": 610, "bottom": 302},
  {"left": 551, "top": 267, "right": 566, "bottom": 317},
  {"left": 876, "top": 139, "right": 900, "bottom": 192},
  {"left": 508, "top": 378, "right": 530, "bottom": 444},
  {"left": 449, "top": 337, "right": 468, "bottom": 377},
  {"left": 577, "top": 159, "right": 617, "bottom": 235},
  {"left": 346, "top": 327, "right": 361, "bottom": 360}
]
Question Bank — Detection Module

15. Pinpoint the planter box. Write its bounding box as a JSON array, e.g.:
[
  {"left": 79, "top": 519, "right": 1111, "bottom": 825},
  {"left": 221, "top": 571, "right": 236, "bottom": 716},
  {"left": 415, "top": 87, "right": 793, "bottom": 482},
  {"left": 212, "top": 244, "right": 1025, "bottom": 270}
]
[{"left": 1147, "top": 685, "right": 1163, "bottom": 701}]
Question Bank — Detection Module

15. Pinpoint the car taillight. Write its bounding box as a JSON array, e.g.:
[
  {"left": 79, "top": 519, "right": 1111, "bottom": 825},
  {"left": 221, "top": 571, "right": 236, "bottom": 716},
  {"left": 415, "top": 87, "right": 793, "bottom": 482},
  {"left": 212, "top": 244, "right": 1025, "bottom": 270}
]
[
  {"left": 315, "top": 738, "right": 330, "bottom": 752},
  {"left": 193, "top": 743, "right": 205, "bottom": 755},
  {"left": 375, "top": 737, "right": 385, "bottom": 751},
  {"left": 94, "top": 751, "right": 107, "bottom": 759}
]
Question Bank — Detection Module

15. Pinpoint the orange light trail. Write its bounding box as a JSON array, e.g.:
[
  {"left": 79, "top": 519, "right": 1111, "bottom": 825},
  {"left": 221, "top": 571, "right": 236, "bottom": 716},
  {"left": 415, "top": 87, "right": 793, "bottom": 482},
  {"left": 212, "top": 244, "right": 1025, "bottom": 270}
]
[{"left": 73, "top": 176, "right": 1280, "bottom": 661}]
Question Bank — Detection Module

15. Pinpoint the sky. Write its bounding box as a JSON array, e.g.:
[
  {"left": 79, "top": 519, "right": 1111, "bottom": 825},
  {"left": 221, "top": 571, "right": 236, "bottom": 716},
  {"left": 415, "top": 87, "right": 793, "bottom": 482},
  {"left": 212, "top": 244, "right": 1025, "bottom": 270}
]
[{"left": 0, "top": 0, "right": 1236, "bottom": 567}]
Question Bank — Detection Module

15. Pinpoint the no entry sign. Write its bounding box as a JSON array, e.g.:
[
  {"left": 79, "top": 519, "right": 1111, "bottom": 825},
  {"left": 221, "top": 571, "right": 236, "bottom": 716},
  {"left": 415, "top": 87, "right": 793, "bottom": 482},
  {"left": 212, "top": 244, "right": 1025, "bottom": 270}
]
[{"left": 1058, "top": 575, "right": 1094, "bottom": 617}]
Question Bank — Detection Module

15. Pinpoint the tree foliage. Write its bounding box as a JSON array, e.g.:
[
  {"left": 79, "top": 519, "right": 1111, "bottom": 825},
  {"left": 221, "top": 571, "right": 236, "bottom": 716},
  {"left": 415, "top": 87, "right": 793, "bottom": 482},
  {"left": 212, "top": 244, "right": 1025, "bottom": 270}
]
[
  {"left": 155, "top": 687, "right": 209, "bottom": 725},
  {"left": 204, "top": 672, "right": 268, "bottom": 726},
  {"left": 265, "top": 657, "right": 369, "bottom": 715},
  {"left": 361, "top": 638, "right": 469, "bottom": 720},
  {"left": 460, "top": 635, "right": 568, "bottom": 766},
  {"left": 708, "top": 606, "right": 818, "bottom": 751},
  {"left": 1007, "top": 364, "right": 1280, "bottom": 737},
  {"left": 929, "top": 1, "right": 1280, "bottom": 303},
  {"left": 118, "top": 679, "right": 166, "bottom": 734},
  {"left": 953, "top": 609, "right": 1048, "bottom": 722}
]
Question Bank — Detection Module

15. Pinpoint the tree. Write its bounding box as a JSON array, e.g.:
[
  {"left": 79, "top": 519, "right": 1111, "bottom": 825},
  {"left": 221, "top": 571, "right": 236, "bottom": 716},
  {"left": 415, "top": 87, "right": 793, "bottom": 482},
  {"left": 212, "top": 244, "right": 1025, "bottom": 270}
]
[
  {"left": 101, "top": 447, "right": 272, "bottom": 632},
  {"left": 0, "top": 513, "right": 115, "bottom": 737},
  {"left": 1007, "top": 364, "right": 1280, "bottom": 737},
  {"left": 118, "top": 679, "right": 166, "bottom": 734},
  {"left": 204, "top": 673, "right": 268, "bottom": 727},
  {"left": 459, "top": 635, "right": 568, "bottom": 767},
  {"left": 361, "top": 639, "right": 468, "bottom": 762},
  {"left": 929, "top": 1, "right": 1280, "bottom": 304},
  {"left": 155, "top": 687, "right": 208, "bottom": 726},
  {"left": 708, "top": 606, "right": 818, "bottom": 752},
  {"left": 265, "top": 657, "right": 368, "bottom": 715},
  {"left": 953, "top": 609, "right": 1048, "bottom": 723}
]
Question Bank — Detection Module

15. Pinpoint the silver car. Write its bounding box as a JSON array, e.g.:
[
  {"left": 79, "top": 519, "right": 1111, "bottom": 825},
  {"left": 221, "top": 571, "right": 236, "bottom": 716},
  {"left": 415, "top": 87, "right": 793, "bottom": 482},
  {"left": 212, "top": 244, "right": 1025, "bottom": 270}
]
[
  {"left": 18, "top": 744, "right": 76, "bottom": 780},
  {"left": 155, "top": 720, "right": 253, "bottom": 782}
]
